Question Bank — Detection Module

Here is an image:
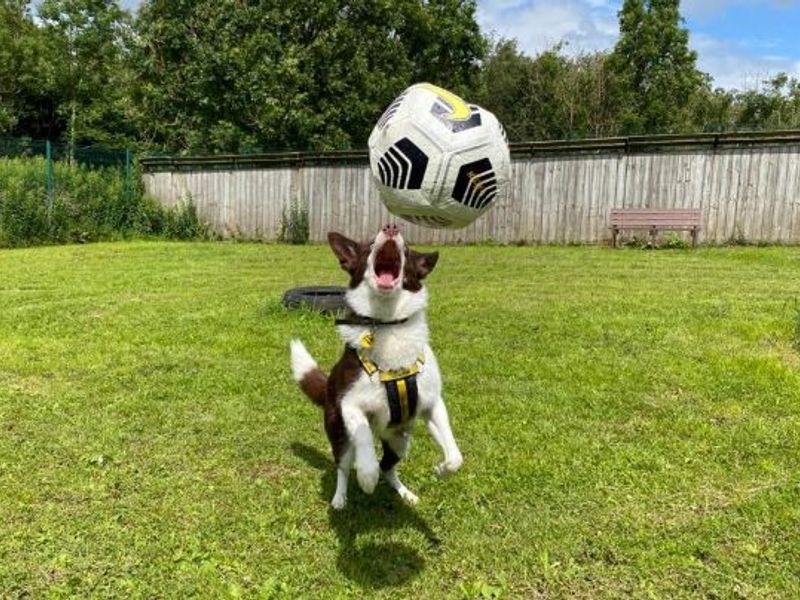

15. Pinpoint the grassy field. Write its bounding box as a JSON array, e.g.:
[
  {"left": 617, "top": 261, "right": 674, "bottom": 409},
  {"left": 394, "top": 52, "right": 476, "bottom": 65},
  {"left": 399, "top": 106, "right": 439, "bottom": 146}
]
[{"left": 1, "top": 241, "right": 799, "bottom": 598}]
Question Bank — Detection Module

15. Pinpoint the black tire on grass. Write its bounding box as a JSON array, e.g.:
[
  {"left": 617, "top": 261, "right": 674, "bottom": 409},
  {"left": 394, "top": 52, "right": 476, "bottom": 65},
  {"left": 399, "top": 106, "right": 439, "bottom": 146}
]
[{"left": 281, "top": 286, "right": 348, "bottom": 314}]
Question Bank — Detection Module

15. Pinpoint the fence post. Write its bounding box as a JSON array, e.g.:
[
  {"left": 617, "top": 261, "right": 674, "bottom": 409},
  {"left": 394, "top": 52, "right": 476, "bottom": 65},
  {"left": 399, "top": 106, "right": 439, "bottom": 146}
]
[
  {"left": 125, "top": 148, "right": 132, "bottom": 203},
  {"left": 45, "top": 140, "right": 54, "bottom": 213}
]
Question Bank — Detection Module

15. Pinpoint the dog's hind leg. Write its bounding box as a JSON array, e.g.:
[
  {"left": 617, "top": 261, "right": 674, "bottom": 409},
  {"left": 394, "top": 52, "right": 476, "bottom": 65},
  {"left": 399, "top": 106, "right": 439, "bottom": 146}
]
[
  {"left": 325, "top": 403, "right": 354, "bottom": 509},
  {"left": 380, "top": 432, "right": 418, "bottom": 505},
  {"left": 331, "top": 446, "right": 353, "bottom": 510},
  {"left": 424, "top": 399, "right": 463, "bottom": 477}
]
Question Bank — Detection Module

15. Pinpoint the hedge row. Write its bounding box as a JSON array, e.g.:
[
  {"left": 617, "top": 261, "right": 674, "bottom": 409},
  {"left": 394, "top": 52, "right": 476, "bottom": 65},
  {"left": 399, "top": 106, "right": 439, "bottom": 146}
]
[{"left": 0, "top": 157, "right": 204, "bottom": 247}]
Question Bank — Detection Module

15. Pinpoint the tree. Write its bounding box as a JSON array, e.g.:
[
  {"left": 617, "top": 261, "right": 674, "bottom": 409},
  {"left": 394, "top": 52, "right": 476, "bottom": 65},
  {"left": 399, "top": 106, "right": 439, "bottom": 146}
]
[
  {"left": 38, "top": 0, "right": 135, "bottom": 154},
  {"left": 566, "top": 51, "right": 618, "bottom": 138},
  {"left": 477, "top": 39, "right": 536, "bottom": 140},
  {"left": 400, "top": 0, "right": 486, "bottom": 95},
  {"left": 608, "top": 0, "right": 706, "bottom": 134},
  {"left": 735, "top": 74, "right": 800, "bottom": 131},
  {"left": 478, "top": 40, "right": 617, "bottom": 141},
  {"left": 689, "top": 86, "right": 736, "bottom": 132},
  {"left": 0, "top": 1, "right": 55, "bottom": 137},
  {"left": 131, "top": 0, "right": 486, "bottom": 154}
]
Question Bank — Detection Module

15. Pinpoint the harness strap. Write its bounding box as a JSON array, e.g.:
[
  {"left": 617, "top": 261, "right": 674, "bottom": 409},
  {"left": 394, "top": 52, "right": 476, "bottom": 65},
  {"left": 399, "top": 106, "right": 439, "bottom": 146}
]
[
  {"left": 335, "top": 313, "right": 409, "bottom": 327},
  {"left": 355, "top": 348, "right": 425, "bottom": 381},
  {"left": 385, "top": 376, "right": 418, "bottom": 425},
  {"left": 353, "top": 346, "right": 425, "bottom": 426}
]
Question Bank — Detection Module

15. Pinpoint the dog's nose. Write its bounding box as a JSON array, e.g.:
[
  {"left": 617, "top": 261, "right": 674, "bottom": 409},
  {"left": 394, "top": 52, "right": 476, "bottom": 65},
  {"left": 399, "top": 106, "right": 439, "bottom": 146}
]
[{"left": 382, "top": 223, "right": 399, "bottom": 238}]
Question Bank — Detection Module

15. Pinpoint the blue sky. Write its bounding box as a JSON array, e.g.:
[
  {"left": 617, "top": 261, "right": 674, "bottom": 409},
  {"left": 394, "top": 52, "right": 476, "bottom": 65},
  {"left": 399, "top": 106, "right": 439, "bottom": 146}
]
[{"left": 476, "top": 0, "right": 800, "bottom": 89}]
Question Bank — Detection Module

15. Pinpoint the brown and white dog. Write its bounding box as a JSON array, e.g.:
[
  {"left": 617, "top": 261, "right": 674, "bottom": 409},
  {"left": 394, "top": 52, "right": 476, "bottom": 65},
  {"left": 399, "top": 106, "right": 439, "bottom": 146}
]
[{"left": 290, "top": 224, "right": 462, "bottom": 509}]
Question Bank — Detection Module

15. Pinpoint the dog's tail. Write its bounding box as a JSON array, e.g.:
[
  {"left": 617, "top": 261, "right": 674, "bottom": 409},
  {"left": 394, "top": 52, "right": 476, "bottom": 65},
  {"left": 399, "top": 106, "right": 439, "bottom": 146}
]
[{"left": 289, "top": 339, "right": 326, "bottom": 407}]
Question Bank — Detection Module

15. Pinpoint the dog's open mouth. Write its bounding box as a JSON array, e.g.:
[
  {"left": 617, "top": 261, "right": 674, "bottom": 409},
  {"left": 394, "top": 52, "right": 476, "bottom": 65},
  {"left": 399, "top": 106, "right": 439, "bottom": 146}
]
[{"left": 373, "top": 239, "right": 401, "bottom": 290}]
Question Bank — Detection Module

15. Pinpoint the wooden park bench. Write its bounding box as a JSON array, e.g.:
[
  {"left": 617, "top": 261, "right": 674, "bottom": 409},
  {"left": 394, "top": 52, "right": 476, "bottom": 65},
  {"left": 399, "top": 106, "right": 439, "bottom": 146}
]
[{"left": 609, "top": 208, "right": 702, "bottom": 247}]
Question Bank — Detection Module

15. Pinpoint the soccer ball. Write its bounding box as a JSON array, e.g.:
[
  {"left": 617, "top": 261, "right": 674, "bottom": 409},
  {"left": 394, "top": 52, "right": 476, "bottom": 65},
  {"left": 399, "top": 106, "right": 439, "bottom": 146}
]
[{"left": 368, "top": 83, "right": 511, "bottom": 229}]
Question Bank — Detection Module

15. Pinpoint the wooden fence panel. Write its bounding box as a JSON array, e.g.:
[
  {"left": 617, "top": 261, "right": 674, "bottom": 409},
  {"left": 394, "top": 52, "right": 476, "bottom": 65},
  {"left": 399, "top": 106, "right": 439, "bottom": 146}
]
[{"left": 141, "top": 143, "right": 800, "bottom": 244}]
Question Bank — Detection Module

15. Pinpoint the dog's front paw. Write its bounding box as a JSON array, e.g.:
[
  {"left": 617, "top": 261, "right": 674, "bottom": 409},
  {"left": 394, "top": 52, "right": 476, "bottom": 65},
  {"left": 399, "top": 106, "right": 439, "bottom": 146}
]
[
  {"left": 356, "top": 462, "right": 380, "bottom": 494},
  {"left": 331, "top": 493, "right": 347, "bottom": 510},
  {"left": 435, "top": 453, "right": 463, "bottom": 477},
  {"left": 398, "top": 488, "right": 419, "bottom": 506}
]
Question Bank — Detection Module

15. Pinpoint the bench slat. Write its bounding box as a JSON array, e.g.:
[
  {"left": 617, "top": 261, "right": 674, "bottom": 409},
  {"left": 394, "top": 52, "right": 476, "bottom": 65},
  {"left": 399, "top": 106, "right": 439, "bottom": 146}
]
[
  {"left": 610, "top": 210, "right": 701, "bottom": 215},
  {"left": 612, "top": 221, "right": 699, "bottom": 226},
  {"left": 613, "top": 215, "right": 700, "bottom": 218},
  {"left": 611, "top": 218, "right": 700, "bottom": 222},
  {"left": 610, "top": 209, "right": 701, "bottom": 226},
  {"left": 612, "top": 221, "right": 699, "bottom": 225},
  {"left": 610, "top": 209, "right": 701, "bottom": 213},
  {"left": 612, "top": 215, "right": 700, "bottom": 220},
  {"left": 614, "top": 217, "right": 698, "bottom": 223},
  {"left": 611, "top": 213, "right": 700, "bottom": 217}
]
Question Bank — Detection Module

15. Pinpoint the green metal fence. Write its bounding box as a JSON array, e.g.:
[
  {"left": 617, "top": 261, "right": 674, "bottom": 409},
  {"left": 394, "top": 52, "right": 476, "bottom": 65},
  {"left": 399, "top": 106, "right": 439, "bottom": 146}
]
[
  {"left": 0, "top": 136, "right": 135, "bottom": 212},
  {"left": 0, "top": 137, "right": 132, "bottom": 165}
]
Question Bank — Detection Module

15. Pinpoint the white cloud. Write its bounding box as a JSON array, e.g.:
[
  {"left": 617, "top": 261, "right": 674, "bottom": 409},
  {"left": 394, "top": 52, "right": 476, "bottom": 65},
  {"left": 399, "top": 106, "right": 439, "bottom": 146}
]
[
  {"left": 476, "top": 0, "right": 618, "bottom": 55},
  {"left": 682, "top": 0, "right": 800, "bottom": 19},
  {"left": 476, "top": 0, "right": 800, "bottom": 89},
  {"left": 692, "top": 33, "right": 799, "bottom": 90}
]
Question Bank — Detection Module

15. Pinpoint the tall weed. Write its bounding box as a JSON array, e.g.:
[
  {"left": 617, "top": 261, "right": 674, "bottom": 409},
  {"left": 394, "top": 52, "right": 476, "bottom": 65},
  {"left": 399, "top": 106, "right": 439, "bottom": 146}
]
[{"left": 279, "top": 198, "right": 309, "bottom": 244}]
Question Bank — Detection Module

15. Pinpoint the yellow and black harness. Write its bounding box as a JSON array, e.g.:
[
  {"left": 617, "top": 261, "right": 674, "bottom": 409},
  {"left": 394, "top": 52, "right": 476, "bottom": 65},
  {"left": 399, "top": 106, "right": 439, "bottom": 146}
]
[
  {"left": 336, "top": 312, "right": 424, "bottom": 427},
  {"left": 355, "top": 346, "right": 425, "bottom": 426}
]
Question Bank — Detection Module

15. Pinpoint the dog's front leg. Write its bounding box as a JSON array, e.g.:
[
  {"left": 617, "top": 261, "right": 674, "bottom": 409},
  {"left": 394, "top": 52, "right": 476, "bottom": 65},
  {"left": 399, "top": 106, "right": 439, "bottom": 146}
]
[
  {"left": 341, "top": 404, "right": 380, "bottom": 493},
  {"left": 331, "top": 447, "right": 353, "bottom": 510},
  {"left": 425, "top": 399, "right": 463, "bottom": 476}
]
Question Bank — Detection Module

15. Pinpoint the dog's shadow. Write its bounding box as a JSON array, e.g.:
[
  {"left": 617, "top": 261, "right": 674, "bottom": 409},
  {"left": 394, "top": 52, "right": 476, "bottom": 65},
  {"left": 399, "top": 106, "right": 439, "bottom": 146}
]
[{"left": 291, "top": 442, "right": 441, "bottom": 589}]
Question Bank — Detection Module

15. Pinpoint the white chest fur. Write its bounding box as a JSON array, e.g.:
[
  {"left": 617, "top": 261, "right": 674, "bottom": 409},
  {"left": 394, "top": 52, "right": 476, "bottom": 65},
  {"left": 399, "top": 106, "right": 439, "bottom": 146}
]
[
  {"left": 341, "top": 284, "right": 431, "bottom": 371},
  {"left": 338, "top": 314, "right": 428, "bottom": 371}
]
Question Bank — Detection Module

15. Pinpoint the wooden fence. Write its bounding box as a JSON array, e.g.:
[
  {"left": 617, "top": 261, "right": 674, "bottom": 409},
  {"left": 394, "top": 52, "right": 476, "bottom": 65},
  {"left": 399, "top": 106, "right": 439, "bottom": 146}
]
[{"left": 141, "top": 131, "right": 800, "bottom": 244}]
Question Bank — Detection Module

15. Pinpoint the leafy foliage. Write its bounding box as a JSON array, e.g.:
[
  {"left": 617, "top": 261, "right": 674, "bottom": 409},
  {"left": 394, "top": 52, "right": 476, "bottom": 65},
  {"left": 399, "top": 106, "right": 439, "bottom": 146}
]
[
  {"left": 0, "top": 157, "right": 205, "bottom": 246},
  {"left": 3, "top": 0, "right": 800, "bottom": 150},
  {"left": 130, "top": 0, "right": 486, "bottom": 153},
  {"left": 0, "top": 2, "right": 55, "bottom": 137},
  {"left": 38, "top": 0, "right": 136, "bottom": 152},
  {"left": 478, "top": 40, "right": 618, "bottom": 140},
  {"left": 608, "top": 0, "right": 707, "bottom": 134}
]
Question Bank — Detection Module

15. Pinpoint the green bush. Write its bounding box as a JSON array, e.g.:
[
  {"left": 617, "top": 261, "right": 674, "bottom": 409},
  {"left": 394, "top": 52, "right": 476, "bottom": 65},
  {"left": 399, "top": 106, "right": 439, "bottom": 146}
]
[
  {"left": 0, "top": 157, "right": 207, "bottom": 246},
  {"left": 663, "top": 231, "right": 690, "bottom": 249},
  {"left": 148, "top": 196, "right": 207, "bottom": 241}
]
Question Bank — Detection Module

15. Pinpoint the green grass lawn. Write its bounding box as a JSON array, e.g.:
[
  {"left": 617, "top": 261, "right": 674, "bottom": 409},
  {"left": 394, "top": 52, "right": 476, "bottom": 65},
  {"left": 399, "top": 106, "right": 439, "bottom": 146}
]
[{"left": 1, "top": 241, "right": 799, "bottom": 598}]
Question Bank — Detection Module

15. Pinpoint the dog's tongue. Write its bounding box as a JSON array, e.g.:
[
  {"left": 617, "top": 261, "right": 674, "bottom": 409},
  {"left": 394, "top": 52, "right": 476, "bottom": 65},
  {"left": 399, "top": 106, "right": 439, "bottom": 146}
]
[{"left": 376, "top": 272, "right": 395, "bottom": 289}]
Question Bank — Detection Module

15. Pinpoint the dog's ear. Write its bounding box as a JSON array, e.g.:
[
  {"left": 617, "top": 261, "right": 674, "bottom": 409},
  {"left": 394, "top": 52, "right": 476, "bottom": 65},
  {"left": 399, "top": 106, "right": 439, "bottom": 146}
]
[
  {"left": 411, "top": 250, "right": 439, "bottom": 280},
  {"left": 328, "top": 232, "right": 361, "bottom": 273}
]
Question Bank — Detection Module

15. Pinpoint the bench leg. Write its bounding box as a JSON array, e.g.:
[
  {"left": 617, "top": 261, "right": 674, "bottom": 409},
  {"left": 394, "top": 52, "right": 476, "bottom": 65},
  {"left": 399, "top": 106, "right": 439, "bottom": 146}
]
[
  {"left": 650, "top": 227, "right": 657, "bottom": 248},
  {"left": 691, "top": 228, "right": 698, "bottom": 248},
  {"left": 611, "top": 227, "right": 618, "bottom": 248}
]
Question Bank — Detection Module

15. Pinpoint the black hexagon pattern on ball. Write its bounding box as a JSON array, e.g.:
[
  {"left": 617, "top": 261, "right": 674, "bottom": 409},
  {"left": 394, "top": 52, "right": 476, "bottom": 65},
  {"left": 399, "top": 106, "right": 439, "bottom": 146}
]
[
  {"left": 451, "top": 158, "right": 498, "bottom": 209},
  {"left": 377, "top": 137, "right": 429, "bottom": 190}
]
